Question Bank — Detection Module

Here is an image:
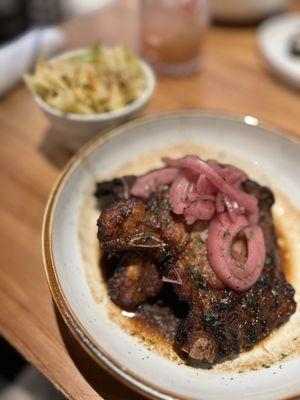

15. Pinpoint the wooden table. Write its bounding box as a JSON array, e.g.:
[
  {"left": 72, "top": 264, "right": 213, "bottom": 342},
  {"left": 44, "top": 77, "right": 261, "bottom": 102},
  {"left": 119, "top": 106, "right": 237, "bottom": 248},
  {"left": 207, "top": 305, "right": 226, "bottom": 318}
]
[{"left": 1, "top": 1, "right": 300, "bottom": 399}]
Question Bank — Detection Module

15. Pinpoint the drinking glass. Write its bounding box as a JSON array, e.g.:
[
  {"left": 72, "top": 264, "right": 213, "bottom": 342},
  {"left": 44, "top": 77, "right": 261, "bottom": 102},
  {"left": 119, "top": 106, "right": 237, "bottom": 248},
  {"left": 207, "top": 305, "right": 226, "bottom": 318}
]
[{"left": 140, "top": 0, "right": 209, "bottom": 76}]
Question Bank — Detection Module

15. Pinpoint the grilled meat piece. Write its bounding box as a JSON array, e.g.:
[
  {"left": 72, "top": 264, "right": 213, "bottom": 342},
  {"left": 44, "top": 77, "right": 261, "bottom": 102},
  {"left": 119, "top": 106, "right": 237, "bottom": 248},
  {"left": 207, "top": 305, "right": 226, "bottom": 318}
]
[
  {"left": 97, "top": 193, "right": 188, "bottom": 261},
  {"left": 95, "top": 176, "right": 136, "bottom": 200},
  {"left": 109, "top": 253, "right": 163, "bottom": 310},
  {"left": 242, "top": 180, "right": 278, "bottom": 258},
  {"left": 164, "top": 222, "right": 225, "bottom": 301},
  {"left": 176, "top": 262, "right": 296, "bottom": 364},
  {"left": 95, "top": 176, "right": 136, "bottom": 209},
  {"left": 172, "top": 181, "right": 296, "bottom": 363},
  {"left": 96, "top": 177, "right": 296, "bottom": 364}
]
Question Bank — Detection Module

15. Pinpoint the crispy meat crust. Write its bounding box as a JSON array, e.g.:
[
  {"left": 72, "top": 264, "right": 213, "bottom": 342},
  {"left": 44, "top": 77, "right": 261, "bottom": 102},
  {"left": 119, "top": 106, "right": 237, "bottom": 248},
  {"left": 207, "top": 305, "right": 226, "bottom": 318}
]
[{"left": 96, "top": 177, "right": 297, "bottom": 364}]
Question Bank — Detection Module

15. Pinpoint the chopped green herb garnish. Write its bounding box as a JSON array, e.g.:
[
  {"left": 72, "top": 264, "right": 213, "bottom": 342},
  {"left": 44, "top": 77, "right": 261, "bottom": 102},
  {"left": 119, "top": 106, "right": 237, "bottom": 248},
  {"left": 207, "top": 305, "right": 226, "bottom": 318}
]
[
  {"left": 262, "top": 364, "right": 270, "bottom": 369},
  {"left": 237, "top": 262, "right": 246, "bottom": 270},
  {"left": 223, "top": 230, "right": 230, "bottom": 238},
  {"left": 160, "top": 199, "right": 171, "bottom": 211},
  {"left": 186, "top": 264, "right": 203, "bottom": 288},
  {"left": 196, "top": 235, "right": 204, "bottom": 250},
  {"left": 224, "top": 325, "right": 231, "bottom": 335},
  {"left": 145, "top": 232, "right": 153, "bottom": 239},
  {"left": 145, "top": 218, "right": 152, "bottom": 227},
  {"left": 280, "top": 353, "right": 287, "bottom": 360},
  {"left": 265, "top": 256, "right": 272, "bottom": 265},
  {"left": 247, "top": 230, "right": 254, "bottom": 240},
  {"left": 203, "top": 310, "right": 213, "bottom": 321},
  {"left": 186, "top": 264, "right": 194, "bottom": 271},
  {"left": 212, "top": 319, "right": 221, "bottom": 327},
  {"left": 203, "top": 310, "right": 221, "bottom": 328},
  {"left": 163, "top": 218, "right": 171, "bottom": 228},
  {"left": 152, "top": 207, "right": 159, "bottom": 215}
]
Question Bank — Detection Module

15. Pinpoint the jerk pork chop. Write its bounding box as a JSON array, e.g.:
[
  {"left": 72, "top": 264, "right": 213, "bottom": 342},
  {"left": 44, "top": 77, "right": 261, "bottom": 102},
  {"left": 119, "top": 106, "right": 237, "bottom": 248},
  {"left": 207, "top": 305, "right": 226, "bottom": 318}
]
[
  {"left": 108, "top": 253, "right": 163, "bottom": 310},
  {"left": 96, "top": 169, "right": 296, "bottom": 364}
]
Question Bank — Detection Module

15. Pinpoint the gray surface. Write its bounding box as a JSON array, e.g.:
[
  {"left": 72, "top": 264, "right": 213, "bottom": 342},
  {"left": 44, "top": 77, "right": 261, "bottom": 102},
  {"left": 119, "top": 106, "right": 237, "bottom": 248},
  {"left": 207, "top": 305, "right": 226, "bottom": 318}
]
[{"left": 0, "top": 366, "right": 64, "bottom": 400}]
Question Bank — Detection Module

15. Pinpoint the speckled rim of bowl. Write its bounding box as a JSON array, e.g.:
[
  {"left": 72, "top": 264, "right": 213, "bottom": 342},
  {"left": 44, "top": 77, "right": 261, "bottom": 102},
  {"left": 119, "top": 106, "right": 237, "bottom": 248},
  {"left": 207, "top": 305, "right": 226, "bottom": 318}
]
[
  {"left": 42, "top": 110, "right": 300, "bottom": 400},
  {"left": 31, "top": 48, "right": 156, "bottom": 121}
]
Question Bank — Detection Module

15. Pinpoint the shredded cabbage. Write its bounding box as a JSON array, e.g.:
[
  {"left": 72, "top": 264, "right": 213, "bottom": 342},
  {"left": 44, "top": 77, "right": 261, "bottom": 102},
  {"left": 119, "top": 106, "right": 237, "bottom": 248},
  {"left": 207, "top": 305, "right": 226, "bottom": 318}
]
[{"left": 24, "top": 44, "right": 146, "bottom": 115}]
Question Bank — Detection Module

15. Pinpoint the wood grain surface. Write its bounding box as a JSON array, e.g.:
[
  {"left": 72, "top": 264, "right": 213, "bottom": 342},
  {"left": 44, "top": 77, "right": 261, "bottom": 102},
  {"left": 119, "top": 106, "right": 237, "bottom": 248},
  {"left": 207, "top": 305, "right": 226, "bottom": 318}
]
[{"left": 0, "top": 1, "right": 300, "bottom": 399}]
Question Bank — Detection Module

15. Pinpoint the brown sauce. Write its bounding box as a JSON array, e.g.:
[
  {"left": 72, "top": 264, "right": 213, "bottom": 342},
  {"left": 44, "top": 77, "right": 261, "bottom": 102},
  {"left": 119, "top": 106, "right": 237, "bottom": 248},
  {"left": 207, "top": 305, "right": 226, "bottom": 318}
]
[
  {"left": 131, "top": 303, "right": 180, "bottom": 344},
  {"left": 100, "top": 252, "right": 188, "bottom": 348},
  {"left": 99, "top": 225, "right": 290, "bottom": 355}
]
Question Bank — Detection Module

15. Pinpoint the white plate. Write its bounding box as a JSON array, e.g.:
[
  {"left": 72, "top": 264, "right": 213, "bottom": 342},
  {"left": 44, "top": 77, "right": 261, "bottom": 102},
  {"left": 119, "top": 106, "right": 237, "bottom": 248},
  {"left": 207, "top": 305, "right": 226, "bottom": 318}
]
[
  {"left": 258, "top": 13, "right": 300, "bottom": 89},
  {"left": 43, "top": 111, "right": 300, "bottom": 400}
]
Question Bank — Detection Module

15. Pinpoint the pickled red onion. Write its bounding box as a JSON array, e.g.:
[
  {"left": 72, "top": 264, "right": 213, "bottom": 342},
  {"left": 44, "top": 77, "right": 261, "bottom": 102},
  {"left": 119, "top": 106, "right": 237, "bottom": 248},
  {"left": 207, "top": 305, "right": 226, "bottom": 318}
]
[
  {"left": 247, "top": 207, "right": 260, "bottom": 225},
  {"left": 207, "top": 213, "right": 265, "bottom": 291},
  {"left": 163, "top": 155, "right": 257, "bottom": 213},
  {"left": 216, "top": 191, "right": 225, "bottom": 213},
  {"left": 197, "top": 174, "right": 216, "bottom": 194},
  {"left": 130, "top": 154, "right": 265, "bottom": 291},
  {"left": 169, "top": 175, "right": 215, "bottom": 223},
  {"left": 184, "top": 199, "right": 215, "bottom": 224},
  {"left": 169, "top": 175, "right": 195, "bottom": 214},
  {"left": 130, "top": 167, "right": 179, "bottom": 198},
  {"left": 207, "top": 160, "right": 248, "bottom": 187}
]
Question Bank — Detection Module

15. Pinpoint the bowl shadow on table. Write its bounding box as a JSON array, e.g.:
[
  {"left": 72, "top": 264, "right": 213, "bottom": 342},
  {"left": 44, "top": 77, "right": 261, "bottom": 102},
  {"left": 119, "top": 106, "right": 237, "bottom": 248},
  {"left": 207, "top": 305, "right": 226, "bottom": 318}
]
[
  {"left": 54, "top": 305, "right": 147, "bottom": 400},
  {"left": 38, "top": 126, "right": 77, "bottom": 170}
]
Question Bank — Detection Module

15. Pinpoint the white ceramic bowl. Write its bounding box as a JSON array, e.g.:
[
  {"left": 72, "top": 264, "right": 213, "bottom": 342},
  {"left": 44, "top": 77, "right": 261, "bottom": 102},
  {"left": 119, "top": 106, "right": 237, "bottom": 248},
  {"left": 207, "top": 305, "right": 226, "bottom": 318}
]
[
  {"left": 31, "top": 48, "right": 156, "bottom": 149},
  {"left": 211, "top": 0, "right": 287, "bottom": 22},
  {"left": 43, "top": 111, "right": 300, "bottom": 400},
  {"left": 258, "top": 13, "right": 300, "bottom": 90}
]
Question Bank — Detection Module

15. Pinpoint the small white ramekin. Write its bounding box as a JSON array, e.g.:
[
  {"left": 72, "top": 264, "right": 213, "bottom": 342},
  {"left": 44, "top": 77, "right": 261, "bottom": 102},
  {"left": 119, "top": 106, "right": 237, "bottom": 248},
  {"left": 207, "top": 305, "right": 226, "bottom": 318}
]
[{"left": 31, "top": 48, "right": 156, "bottom": 149}]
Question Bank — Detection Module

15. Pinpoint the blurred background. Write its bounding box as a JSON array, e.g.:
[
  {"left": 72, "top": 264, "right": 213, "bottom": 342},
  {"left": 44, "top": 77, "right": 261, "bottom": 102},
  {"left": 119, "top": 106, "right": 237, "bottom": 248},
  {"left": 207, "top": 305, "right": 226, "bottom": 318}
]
[
  {"left": 1, "top": 0, "right": 299, "bottom": 95},
  {"left": 0, "top": 0, "right": 300, "bottom": 399},
  {"left": 0, "top": 0, "right": 111, "bottom": 43}
]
